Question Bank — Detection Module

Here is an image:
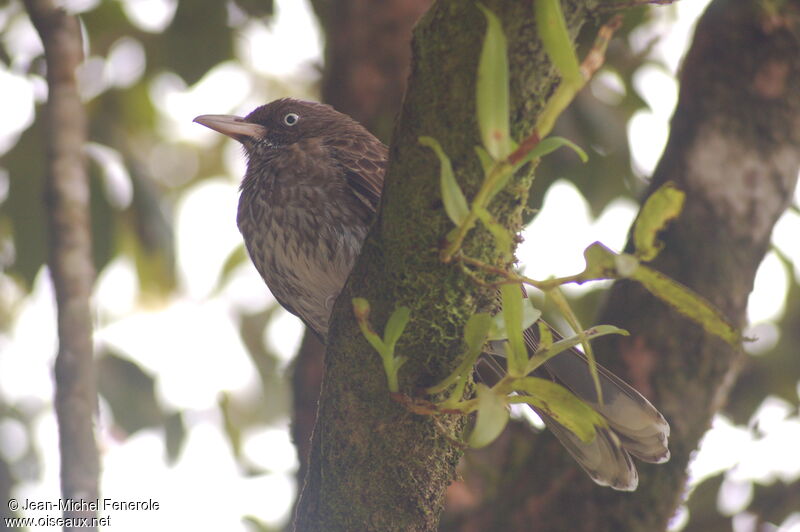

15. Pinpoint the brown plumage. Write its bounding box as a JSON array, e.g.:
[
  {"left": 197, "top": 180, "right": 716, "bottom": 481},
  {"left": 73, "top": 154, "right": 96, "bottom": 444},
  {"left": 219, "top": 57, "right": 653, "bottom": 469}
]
[{"left": 194, "top": 98, "right": 670, "bottom": 491}]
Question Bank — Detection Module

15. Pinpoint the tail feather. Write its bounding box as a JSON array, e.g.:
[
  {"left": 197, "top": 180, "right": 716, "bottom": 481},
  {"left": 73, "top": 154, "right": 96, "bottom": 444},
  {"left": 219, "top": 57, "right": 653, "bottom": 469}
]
[
  {"left": 529, "top": 327, "right": 670, "bottom": 464},
  {"left": 477, "top": 320, "right": 670, "bottom": 490}
]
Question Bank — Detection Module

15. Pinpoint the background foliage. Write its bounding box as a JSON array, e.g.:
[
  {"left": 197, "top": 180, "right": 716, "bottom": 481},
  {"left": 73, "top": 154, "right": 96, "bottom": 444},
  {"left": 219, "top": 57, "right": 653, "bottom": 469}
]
[{"left": 0, "top": 0, "right": 798, "bottom": 530}]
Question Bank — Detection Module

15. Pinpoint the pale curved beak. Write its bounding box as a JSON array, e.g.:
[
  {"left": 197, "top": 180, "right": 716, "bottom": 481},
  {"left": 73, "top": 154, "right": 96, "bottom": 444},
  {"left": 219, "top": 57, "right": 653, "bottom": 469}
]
[{"left": 193, "top": 114, "right": 266, "bottom": 140}]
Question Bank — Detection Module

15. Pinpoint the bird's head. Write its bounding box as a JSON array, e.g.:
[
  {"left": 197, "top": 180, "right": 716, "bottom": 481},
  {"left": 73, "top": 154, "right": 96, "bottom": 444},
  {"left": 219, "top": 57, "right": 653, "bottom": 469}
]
[{"left": 194, "top": 98, "right": 355, "bottom": 155}]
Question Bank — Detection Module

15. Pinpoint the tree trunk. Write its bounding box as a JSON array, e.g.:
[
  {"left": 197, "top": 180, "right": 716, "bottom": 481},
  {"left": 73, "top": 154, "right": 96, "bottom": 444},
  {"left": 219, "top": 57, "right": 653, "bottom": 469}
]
[{"left": 23, "top": 1, "right": 100, "bottom": 529}]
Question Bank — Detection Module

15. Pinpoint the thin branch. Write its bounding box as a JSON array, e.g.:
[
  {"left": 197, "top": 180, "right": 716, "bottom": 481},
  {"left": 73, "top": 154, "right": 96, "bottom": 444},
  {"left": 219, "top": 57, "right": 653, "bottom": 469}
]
[{"left": 23, "top": 0, "right": 99, "bottom": 528}]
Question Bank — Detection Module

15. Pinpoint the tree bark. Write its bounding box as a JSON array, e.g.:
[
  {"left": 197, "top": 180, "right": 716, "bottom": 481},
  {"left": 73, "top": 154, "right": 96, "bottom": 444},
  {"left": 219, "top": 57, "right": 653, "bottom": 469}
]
[
  {"left": 441, "top": 1, "right": 800, "bottom": 531},
  {"left": 23, "top": 1, "right": 100, "bottom": 529},
  {"left": 294, "top": 1, "right": 598, "bottom": 529}
]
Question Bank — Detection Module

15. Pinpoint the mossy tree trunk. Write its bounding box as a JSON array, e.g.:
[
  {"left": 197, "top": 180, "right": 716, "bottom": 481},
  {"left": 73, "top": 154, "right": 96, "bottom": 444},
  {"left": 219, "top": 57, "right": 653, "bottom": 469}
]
[{"left": 294, "top": 1, "right": 598, "bottom": 530}]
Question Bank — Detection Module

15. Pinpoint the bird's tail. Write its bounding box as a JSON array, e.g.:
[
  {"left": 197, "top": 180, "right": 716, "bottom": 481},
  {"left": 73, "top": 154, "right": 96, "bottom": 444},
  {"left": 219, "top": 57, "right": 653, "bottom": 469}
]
[{"left": 478, "top": 322, "right": 670, "bottom": 491}]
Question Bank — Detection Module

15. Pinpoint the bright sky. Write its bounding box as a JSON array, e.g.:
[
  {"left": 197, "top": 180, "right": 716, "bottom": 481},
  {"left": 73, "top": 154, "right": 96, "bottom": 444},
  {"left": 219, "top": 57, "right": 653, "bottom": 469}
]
[{"left": 1, "top": 0, "right": 799, "bottom": 530}]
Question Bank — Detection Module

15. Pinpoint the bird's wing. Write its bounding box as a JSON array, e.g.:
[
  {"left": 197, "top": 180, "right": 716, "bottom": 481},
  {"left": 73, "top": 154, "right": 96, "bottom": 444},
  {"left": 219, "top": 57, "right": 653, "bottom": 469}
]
[{"left": 329, "top": 134, "right": 387, "bottom": 213}]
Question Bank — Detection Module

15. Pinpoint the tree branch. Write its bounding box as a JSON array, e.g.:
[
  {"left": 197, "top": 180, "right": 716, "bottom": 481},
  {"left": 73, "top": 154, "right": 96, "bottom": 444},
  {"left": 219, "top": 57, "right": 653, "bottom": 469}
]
[{"left": 24, "top": 0, "right": 99, "bottom": 527}]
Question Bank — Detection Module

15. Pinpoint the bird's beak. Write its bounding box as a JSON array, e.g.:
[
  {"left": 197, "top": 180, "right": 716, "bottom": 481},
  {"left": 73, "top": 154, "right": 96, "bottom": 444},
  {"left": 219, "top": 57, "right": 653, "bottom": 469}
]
[{"left": 193, "top": 114, "right": 266, "bottom": 141}]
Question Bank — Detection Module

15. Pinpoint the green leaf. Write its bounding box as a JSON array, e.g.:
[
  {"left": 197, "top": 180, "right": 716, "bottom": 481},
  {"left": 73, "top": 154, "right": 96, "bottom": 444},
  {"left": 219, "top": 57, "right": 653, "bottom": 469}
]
[
  {"left": 427, "top": 313, "right": 492, "bottom": 395},
  {"left": 525, "top": 324, "right": 628, "bottom": 374},
  {"left": 420, "top": 136, "right": 469, "bottom": 225},
  {"left": 511, "top": 135, "right": 587, "bottom": 172},
  {"left": 468, "top": 384, "right": 510, "bottom": 448},
  {"left": 633, "top": 182, "right": 686, "bottom": 261},
  {"left": 630, "top": 264, "right": 741, "bottom": 345},
  {"left": 546, "top": 287, "right": 604, "bottom": 402},
  {"left": 474, "top": 206, "right": 514, "bottom": 259},
  {"left": 476, "top": 3, "right": 513, "bottom": 160},
  {"left": 538, "top": 321, "right": 553, "bottom": 349},
  {"left": 488, "top": 298, "right": 541, "bottom": 340},
  {"left": 512, "top": 377, "right": 604, "bottom": 443},
  {"left": 486, "top": 163, "right": 517, "bottom": 202},
  {"left": 535, "top": 0, "right": 582, "bottom": 85},
  {"left": 582, "top": 241, "right": 619, "bottom": 279},
  {"left": 500, "top": 284, "right": 527, "bottom": 375},
  {"left": 464, "top": 313, "right": 493, "bottom": 353},
  {"left": 474, "top": 145, "right": 494, "bottom": 175},
  {"left": 384, "top": 306, "right": 411, "bottom": 350},
  {"left": 352, "top": 298, "right": 387, "bottom": 356}
]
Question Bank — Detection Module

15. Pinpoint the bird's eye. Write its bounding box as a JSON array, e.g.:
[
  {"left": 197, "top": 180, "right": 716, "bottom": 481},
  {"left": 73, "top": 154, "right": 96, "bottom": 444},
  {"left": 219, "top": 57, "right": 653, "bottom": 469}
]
[{"left": 283, "top": 113, "right": 300, "bottom": 126}]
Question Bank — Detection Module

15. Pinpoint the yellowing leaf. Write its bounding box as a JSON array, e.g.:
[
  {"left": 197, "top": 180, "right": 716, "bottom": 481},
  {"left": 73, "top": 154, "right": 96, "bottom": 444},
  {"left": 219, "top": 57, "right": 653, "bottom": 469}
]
[
  {"left": 634, "top": 182, "right": 686, "bottom": 261},
  {"left": 631, "top": 264, "right": 741, "bottom": 346},
  {"left": 513, "top": 377, "right": 604, "bottom": 443}
]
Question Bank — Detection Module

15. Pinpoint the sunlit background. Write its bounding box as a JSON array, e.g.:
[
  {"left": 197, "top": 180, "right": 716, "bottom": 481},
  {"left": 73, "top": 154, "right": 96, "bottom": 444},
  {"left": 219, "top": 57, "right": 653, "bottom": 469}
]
[{"left": 1, "top": 0, "right": 799, "bottom": 530}]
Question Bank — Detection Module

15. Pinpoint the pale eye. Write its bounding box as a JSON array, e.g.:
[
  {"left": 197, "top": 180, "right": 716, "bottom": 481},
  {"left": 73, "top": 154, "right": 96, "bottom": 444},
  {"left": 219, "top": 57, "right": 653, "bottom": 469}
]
[{"left": 283, "top": 113, "right": 299, "bottom": 126}]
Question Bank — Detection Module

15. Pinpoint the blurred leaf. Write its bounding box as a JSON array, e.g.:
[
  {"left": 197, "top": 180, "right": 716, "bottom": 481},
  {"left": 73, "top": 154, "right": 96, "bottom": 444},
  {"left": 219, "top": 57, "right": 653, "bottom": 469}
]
[
  {"left": 79, "top": 1, "right": 141, "bottom": 55},
  {"left": 125, "top": 171, "right": 177, "bottom": 298},
  {"left": 2, "top": 120, "right": 47, "bottom": 287},
  {"left": 513, "top": 377, "right": 603, "bottom": 443},
  {"left": 88, "top": 160, "right": 117, "bottom": 274},
  {"left": 634, "top": 182, "right": 685, "bottom": 261},
  {"left": 242, "top": 514, "right": 281, "bottom": 532},
  {"left": 214, "top": 244, "right": 249, "bottom": 293},
  {"left": 748, "top": 478, "right": 800, "bottom": 527},
  {"left": 152, "top": 0, "right": 235, "bottom": 85},
  {"left": 727, "top": 278, "right": 800, "bottom": 423},
  {"left": 468, "top": 384, "right": 509, "bottom": 448},
  {"left": 238, "top": 306, "right": 291, "bottom": 420},
  {"left": 232, "top": 0, "right": 274, "bottom": 18},
  {"left": 97, "top": 351, "right": 164, "bottom": 434},
  {"left": 476, "top": 3, "right": 513, "bottom": 160},
  {"left": 164, "top": 411, "right": 186, "bottom": 464},
  {"left": 683, "top": 474, "right": 728, "bottom": 532},
  {"left": 219, "top": 392, "right": 242, "bottom": 459}
]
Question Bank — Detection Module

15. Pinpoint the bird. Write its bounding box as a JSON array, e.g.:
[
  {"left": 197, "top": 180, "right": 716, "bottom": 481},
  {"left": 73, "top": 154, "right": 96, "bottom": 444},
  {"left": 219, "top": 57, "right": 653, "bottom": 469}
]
[{"left": 194, "top": 98, "right": 670, "bottom": 491}]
